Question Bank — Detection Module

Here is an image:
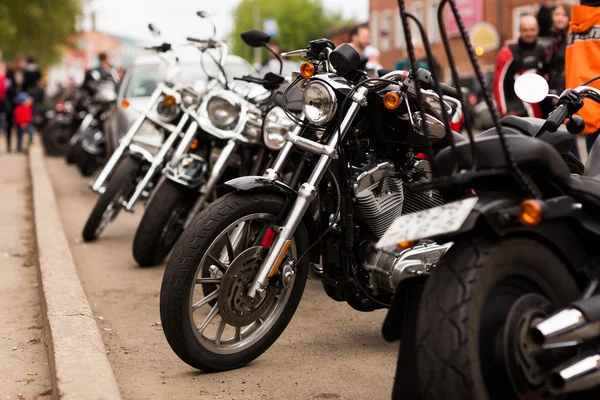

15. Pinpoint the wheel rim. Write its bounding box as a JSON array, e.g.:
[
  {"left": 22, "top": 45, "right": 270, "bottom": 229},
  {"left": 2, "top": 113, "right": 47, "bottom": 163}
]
[
  {"left": 94, "top": 184, "right": 129, "bottom": 237},
  {"left": 187, "top": 213, "right": 297, "bottom": 355},
  {"left": 479, "top": 275, "right": 553, "bottom": 399},
  {"left": 159, "top": 199, "right": 194, "bottom": 247}
]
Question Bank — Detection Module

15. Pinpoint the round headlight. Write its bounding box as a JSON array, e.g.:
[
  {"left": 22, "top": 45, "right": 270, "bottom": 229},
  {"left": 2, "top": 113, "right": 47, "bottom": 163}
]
[
  {"left": 302, "top": 81, "right": 337, "bottom": 126},
  {"left": 263, "top": 107, "right": 293, "bottom": 151},
  {"left": 156, "top": 99, "right": 180, "bottom": 122},
  {"left": 207, "top": 96, "right": 240, "bottom": 130}
]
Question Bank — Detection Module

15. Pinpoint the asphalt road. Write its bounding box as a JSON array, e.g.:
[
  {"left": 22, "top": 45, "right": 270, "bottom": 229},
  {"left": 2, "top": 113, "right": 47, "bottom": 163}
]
[{"left": 45, "top": 155, "right": 398, "bottom": 400}]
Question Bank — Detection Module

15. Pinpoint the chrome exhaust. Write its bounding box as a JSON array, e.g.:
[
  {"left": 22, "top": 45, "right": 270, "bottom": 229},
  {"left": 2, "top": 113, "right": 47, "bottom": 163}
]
[
  {"left": 532, "top": 308, "right": 600, "bottom": 345},
  {"left": 548, "top": 352, "right": 600, "bottom": 394}
]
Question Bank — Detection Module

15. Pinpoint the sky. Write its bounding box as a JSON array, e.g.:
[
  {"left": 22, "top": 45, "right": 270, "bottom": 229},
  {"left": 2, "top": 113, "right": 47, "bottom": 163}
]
[{"left": 83, "top": 0, "right": 369, "bottom": 45}]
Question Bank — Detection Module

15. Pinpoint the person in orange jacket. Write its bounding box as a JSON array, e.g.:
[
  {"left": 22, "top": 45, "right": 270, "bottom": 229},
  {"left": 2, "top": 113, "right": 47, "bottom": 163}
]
[{"left": 566, "top": 0, "right": 600, "bottom": 157}]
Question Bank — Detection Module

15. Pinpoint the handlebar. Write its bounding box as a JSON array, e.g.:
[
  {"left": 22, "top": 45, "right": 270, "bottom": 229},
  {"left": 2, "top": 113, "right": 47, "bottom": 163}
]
[
  {"left": 144, "top": 42, "right": 172, "bottom": 53},
  {"left": 439, "top": 83, "right": 459, "bottom": 99},
  {"left": 234, "top": 76, "right": 266, "bottom": 85},
  {"left": 544, "top": 104, "right": 569, "bottom": 132}
]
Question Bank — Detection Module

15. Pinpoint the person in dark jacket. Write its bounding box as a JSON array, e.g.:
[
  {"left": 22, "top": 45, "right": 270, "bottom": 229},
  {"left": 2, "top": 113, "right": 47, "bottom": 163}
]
[
  {"left": 537, "top": 1, "right": 557, "bottom": 38},
  {"left": 82, "top": 53, "right": 118, "bottom": 96},
  {"left": 546, "top": 3, "right": 571, "bottom": 96},
  {"left": 492, "top": 15, "right": 546, "bottom": 118}
]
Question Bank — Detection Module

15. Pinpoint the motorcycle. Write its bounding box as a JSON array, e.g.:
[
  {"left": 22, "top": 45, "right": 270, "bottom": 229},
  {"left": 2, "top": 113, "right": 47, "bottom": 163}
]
[
  {"left": 69, "top": 80, "right": 118, "bottom": 176},
  {"left": 43, "top": 94, "right": 82, "bottom": 156},
  {"left": 158, "top": 33, "right": 470, "bottom": 372},
  {"left": 131, "top": 30, "right": 301, "bottom": 267}
]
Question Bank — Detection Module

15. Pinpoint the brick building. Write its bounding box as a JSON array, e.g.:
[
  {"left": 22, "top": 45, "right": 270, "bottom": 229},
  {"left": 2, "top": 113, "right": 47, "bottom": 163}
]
[{"left": 362, "top": 0, "right": 577, "bottom": 80}]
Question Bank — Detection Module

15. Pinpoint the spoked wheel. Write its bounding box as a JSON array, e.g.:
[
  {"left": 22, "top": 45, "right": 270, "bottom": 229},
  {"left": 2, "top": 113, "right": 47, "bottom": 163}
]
[
  {"left": 414, "top": 237, "right": 580, "bottom": 400},
  {"left": 82, "top": 156, "right": 140, "bottom": 242},
  {"left": 160, "top": 192, "right": 310, "bottom": 372}
]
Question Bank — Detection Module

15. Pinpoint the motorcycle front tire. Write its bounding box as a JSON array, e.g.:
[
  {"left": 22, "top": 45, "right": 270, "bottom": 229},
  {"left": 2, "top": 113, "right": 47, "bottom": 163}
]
[
  {"left": 43, "top": 121, "right": 72, "bottom": 157},
  {"left": 132, "top": 179, "right": 199, "bottom": 267},
  {"left": 82, "top": 156, "right": 140, "bottom": 242}
]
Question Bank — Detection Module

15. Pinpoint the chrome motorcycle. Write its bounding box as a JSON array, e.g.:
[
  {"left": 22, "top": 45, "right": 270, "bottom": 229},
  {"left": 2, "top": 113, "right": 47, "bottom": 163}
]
[
  {"left": 159, "top": 34, "right": 468, "bottom": 372},
  {"left": 131, "top": 30, "right": 301, "bottom": 267}
]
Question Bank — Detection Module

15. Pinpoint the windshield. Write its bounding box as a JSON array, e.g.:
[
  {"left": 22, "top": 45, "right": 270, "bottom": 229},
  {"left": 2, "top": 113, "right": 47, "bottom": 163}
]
[{"left": 124, "top": 56, "right": 257, "bottom": 98}]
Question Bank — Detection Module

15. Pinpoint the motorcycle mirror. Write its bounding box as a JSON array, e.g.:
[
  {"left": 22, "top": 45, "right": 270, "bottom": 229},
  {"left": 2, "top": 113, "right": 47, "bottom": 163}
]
[
  {"left": 197, "top": 11, "right": 217, "bottom": 39},
  {"left": 514, "top": 73, "right": 549, "bottom": 104},
  {"left": 197, "top": 11, "right": 209, "bottom": 18},
  {"left": 148, "top": 23, "right": 161, "bottom": 37},
  {"left": 241, "top": 30, "right": 271, "bottom": 48}
]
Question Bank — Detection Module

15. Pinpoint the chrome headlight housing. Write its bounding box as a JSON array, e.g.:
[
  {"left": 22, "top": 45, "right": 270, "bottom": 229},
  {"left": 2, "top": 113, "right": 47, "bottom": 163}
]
[
  {"left": 302, "top": 81, "right": 337, "bottom": 126},
  {"left": 263, "top": 107, "right": 294, "bottom": 151},
  {"left": 156, "top": 94, "right": 181, "bottom": 122},
  {"left": 207, "top": 94, "right": 241, "bottom": 130}
]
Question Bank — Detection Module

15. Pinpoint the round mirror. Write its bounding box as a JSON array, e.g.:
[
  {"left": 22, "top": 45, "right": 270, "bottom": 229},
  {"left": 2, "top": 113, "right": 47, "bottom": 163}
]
[{"left": 514, "top": 73, "right": 549, "bottom": 104}]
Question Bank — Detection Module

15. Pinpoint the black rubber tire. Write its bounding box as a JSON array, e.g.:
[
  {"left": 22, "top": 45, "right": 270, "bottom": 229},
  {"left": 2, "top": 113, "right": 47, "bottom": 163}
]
[
  {"left": 43, "top": 121, "right": 72, "bottom": 156},
  {"left": 75, "top": 146, "right": 102, "bottom": 177},
  {"left": 160, "top": 191, "right": 310, "bottom": 372},
  {"left": 65, "top": 137, "right": 80, "bottom": 164},
  {"left": 82, "top": 156, "right": 140, "bottom": 242},
  {"left": 133, "top": 179, "right": 199, "bottom": 267},
  {"left": 414, "top": 237, "right": 580, "bottom": 400},
  {"left": 563, "top": 152, "right": 585, "bottom": 175}
]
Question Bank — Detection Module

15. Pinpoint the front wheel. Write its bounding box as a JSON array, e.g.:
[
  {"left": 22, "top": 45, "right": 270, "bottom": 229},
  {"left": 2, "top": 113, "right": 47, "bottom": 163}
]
[
  {"left": 414, "top": 237, "right": 580, "bottom": 400},
  {"left": 160, "top": 192, "right": 310, "bottom": 372},
  {"left": 82, "top": 156, "right": 141, "bottom": 242},
  {"left": 132, "top": 179, "right": 199, "bottom": 267}
]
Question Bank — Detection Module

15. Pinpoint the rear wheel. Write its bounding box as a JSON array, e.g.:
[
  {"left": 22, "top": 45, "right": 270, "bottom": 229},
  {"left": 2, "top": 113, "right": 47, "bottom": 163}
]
[
  {"left": 133, "top": 179, "right": 199, "bottom": 267},
  {"left": 82, "top": 156, "right": 141, "bottom": 242},
  {"left": 43, "top": 121, "right": 72, "bottom": 156},
  {"left": 414, "top": 237, "right": 579, "bottom": 400},
  {"left": 160, "top": 192, "right": 310, "bottom": 372}
]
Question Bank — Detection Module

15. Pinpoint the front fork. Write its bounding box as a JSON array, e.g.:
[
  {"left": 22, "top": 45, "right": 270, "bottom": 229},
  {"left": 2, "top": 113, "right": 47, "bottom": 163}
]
[
  {"left": 123, "top": 113, "right": 191, "bottom": 211},
  {"left": 246, "top": 87, "right": 368, "bottom": 299},
  {"left": 183, "top": 139, "right": 240, "bottom": 228},
  {"left": 91, "top": 89, "right": 163, "bottom": 192}
]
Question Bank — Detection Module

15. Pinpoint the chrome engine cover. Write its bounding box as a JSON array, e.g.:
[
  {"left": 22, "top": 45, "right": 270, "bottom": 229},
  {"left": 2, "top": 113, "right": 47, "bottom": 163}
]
[
  {"left": 364, "top": 242, "right": 453, "bottom": 293},
  {"left": 352, "top": 162, "right": 404, "bottom": 238}
]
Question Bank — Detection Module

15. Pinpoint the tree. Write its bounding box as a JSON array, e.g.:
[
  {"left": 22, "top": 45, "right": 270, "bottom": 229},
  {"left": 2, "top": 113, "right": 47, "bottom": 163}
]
[
  {"left": 230, "top": 0, "right": 352, "bottom": 64},
  {"left": 0, "top": 0, "right": 81, "bottom": 70}
]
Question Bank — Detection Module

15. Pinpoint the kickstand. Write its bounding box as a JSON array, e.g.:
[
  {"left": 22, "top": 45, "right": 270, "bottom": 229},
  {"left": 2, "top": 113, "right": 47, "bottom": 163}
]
[{"left": 392, "top": 283, "right": 424, "bottom": 400}]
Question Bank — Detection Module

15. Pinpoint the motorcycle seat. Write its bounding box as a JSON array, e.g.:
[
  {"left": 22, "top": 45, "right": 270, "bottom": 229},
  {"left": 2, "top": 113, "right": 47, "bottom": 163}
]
[
  {"left": 498, "top": 116, "right": 574, "bottom": 154},
  {"left": 435, "top": 133, "right": 600, "bottom": 209}
]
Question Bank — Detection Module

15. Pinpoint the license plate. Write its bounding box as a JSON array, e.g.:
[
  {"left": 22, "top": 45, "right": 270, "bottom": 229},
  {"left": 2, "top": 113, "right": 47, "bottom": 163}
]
[{"left": 376, "top": 197, "right": 479, "bottom": 249}]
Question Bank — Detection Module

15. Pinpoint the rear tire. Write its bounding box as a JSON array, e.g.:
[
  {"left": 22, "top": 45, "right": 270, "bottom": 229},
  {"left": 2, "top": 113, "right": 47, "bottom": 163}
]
[
  {"left": 133, "top": 179, "right": 199, "bottom": 267},
  {"left": 75, "top": 147, "right": 102, "bottom": 177},
  {"left": 82, "top": 156, "right": 140, "bottom": 242},
  {"left": 160, "top": 191, "right": 310, "bottom": 372},
  {"left": 414, "top": 237, "right": 579, "bottom": 400},
  {"left": 43, "top": 121, "right": 72, "bottom": 156}
]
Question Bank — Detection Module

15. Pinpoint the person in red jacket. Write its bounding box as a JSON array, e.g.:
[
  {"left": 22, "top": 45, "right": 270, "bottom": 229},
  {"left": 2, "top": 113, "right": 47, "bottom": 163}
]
[
  {"left": 493, "top": 15, "right": 546, "bottom": 117},
  {"left": 13, "top": 92, "right": 33, "bottom": 153}
]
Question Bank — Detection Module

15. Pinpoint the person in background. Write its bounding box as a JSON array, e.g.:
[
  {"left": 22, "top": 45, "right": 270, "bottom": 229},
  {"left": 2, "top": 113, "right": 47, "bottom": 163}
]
[
  {"left": 349, "top": 24, "right": 382, "bottom": 73},
  {"left": 82, "top": 53, "right": 119, "bottom": 96},
  {"left": 12, "top": 92, "right": 33, "bottom": 153},
  {"left": 545, "top": 3, "right": 571, "bottom": 97},
  {"left": 492, "top": 15, "right": 546, "bottom": 118},
  {"left": 395, "top": 42, "right": 442, "bottom": 80},
  {"left": 566, "top": 0, "right": 600, "bottom": 157},
  {"left": 0, "top": 50, "right": 7, "bottom": 152},
  {"left": 538, "top": 1, "right": 558, "bottom": 38}
]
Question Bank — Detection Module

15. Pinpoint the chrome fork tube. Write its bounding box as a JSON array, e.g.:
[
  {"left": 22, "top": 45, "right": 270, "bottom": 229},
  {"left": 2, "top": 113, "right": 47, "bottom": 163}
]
[
  {"left": 247, "top": 87, "right": 368, "bottom": 299},
  {"left": 266, "top": 115, "right": 306, "bottom": 178},
  {"left": 91, "top": 89, "right": 163, "bottom": 192},
  {"left": 124, "top": 113, "right": 190, "bottom": 211},
  {"left": 183, "top": 139, "right": 240, "bottom": 228}
]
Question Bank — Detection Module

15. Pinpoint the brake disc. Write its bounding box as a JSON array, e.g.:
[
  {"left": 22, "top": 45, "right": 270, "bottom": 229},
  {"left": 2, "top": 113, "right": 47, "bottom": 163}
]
[{"left": 218, "top": 246, "right": 277, "bottom": 327}]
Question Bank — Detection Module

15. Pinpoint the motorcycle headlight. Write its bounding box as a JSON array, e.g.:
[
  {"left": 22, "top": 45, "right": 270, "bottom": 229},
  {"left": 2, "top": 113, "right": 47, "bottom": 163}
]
[
  {"left": 263, "top": 107, "right": 294, "bottom": 151},
  {"left": 207, "top": 95, "right": 240, "bottom": 130},
  {"left": 156, "top": 95, "right": 181, "bottom": 122},
  {"left": 302, "top": 81, "right": 337, "bottom": 126}
]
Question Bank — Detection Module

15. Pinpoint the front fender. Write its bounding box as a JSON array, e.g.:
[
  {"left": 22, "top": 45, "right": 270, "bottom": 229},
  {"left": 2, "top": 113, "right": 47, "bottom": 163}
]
[
  {"left": 226, "top": 176, "right": 321, "bottom": 264},
  {"left": 128, "top": 143, "right": 154, "bottom": 164}
]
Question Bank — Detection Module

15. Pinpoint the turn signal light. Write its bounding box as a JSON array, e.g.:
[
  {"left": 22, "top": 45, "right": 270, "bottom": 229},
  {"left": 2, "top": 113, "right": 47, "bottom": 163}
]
[
  {"left": 300, "top": 62, "right": 315, "bottom": 79},
  {"left": 396, "top": 241, "right": 415, "bottom": 250},
  {"left": 519, "top": 200, "right": 542, "bottom": 226},
  {"left": 164, "top": 94, "right": 177, "bottom": 106},
  {"left": 190, "top": 138, "right": 199, "bottom": 150},
  {"left": 121, "top": 98, "right": 130, "bottom": 109},
  {"left": 383, "top": 92, "right": 401, "bottom": 110}
]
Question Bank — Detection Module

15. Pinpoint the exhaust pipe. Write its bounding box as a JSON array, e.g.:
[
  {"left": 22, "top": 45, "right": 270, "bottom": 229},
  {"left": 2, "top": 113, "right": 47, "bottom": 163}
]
[{"left": 548, "top": 352, "right": 600, "bottom": 394}]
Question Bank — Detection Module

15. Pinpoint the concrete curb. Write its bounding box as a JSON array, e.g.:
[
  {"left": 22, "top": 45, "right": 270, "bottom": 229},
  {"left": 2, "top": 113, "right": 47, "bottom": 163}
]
[{"left": 29, "top": 144, "right": 122, "bottom": 400}]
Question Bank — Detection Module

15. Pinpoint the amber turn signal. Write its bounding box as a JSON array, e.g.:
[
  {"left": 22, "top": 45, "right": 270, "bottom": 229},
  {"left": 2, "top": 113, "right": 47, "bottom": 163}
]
[
  {"left": 396, "top": 241, "right": 415, "bottom": 250},
  {"left": 300, "top": 62, "right": 315, "bottom": 79},
  {"left": 383, "top": 92, "right": 401, "bottom": 110},
  {"left": 121, "top": 98, "right": 130, "bottom": 109},
  {"left": 190, "top": 138, "right": 199, "bottom": 150},
  {"left": 519, "top": 200, "right": 542, "bottom": 227},
  {"left": 164, "top": 94, "right": 177, "bottom": 106}
]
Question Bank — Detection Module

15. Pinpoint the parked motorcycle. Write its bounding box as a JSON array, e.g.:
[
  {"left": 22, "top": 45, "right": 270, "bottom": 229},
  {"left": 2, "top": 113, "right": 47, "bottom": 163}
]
[
  {"left": 382, "top": 71, "right": 600, "bottom": 399},
  {"left": 158, "top": 33, "right": 471, "bottom": 372},
  {"left": 131, "top": 30, "right": 301, "bottom": 267}
]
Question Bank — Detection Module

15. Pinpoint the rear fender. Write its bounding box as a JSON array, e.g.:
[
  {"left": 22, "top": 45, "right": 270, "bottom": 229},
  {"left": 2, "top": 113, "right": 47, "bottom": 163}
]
[{"left": 226, "top": 176, "right": 320, "bottom": 264}]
